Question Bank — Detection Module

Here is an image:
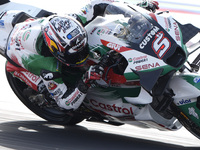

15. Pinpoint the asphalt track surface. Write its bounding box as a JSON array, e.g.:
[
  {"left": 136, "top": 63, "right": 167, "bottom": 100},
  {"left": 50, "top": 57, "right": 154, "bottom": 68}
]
[
  {"left": 0, "top": 78, "right": 200, "bottom": 150},
  {"left": 1, "top": 0, "right": 200, "bottom": 149},
  {"left": 1, "top": 83, "right": 200, "bottom": 150}
]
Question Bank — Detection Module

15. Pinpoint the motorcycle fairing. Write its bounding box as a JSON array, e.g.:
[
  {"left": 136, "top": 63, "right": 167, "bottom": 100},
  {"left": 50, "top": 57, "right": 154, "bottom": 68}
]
[
  {"left": 169, "top": 74, "right": 200, "bottom": 126},
  {"left": 85, "top": 3, "right": 192, "bottom": 130},
  {"left": 85, "top": 86, "right": 181, "bottom": 131},
  {"left": 175, "top": 20, "right": 200, "bottom": 44},
  {"left": 105, "top": 3, "right": 187, "bottom": 68},
  {"left": 133, "top": 11, "right": 187, "bottom": 69},
  {"left": 132, "top": 68, "right": 163, "bottom": 92},
  {"left": 86, "top": 3, "right": 188, "bottom": 84},
  {"left": 86, "top": 16, "right": 170, "bottom": 80},
  {"left": 87, "top": 6, "right": 200, "bottom": 134}
]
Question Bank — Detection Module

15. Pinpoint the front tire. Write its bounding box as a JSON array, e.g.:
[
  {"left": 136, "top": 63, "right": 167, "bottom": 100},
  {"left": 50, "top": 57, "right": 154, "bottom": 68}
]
[
  {"left": 6, "top": 70, "right": 84, "bottom": 125},
  {"left": 171, "top": 103, "right": 200, "bottom": 139}
]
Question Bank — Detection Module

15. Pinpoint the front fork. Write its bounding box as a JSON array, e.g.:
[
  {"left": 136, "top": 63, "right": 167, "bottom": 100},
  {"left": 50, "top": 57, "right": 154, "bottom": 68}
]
[
  {"left": 154, "top": 89, "right": 175, "bottom": 112},
  {"left": 151, "top": 88, "right": 175, "bottom": 119}
]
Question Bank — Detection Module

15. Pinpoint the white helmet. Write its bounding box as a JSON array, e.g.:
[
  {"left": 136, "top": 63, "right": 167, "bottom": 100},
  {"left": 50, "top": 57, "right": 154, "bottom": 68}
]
[{"left": 42, "top": 16, "right": 89, "bottom": 67}]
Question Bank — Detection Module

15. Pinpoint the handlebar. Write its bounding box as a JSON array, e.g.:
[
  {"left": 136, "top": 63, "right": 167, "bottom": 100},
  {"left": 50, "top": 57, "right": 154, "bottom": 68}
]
[{"left": 97, "top": 50, "right": 126, "bottom": 81}]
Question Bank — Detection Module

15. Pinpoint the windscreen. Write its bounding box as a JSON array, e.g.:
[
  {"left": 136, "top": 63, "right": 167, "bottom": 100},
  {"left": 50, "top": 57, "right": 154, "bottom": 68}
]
[{"left": 104, "top": 4, "right": 153, "bottom": 44}]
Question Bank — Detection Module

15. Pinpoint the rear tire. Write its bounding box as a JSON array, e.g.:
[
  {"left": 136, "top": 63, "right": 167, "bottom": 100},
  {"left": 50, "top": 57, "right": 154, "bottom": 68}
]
[{"left": 6, "top": 70, "right": 84, "bottom": 125}]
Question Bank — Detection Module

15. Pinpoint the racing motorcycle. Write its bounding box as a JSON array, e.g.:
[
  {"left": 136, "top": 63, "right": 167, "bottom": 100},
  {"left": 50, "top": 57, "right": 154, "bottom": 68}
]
[{"left": 1, "top": 0, "right": 200, "bottom": 140}]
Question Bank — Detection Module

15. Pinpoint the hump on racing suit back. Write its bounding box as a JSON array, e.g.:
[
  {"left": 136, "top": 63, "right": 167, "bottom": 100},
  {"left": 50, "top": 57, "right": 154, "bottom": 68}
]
[
  {"left": 0, "top": 1, "right": 53, "bottom": 55},
  {"left": 0, "top": 10, "right": 31, "bottom": 54}
]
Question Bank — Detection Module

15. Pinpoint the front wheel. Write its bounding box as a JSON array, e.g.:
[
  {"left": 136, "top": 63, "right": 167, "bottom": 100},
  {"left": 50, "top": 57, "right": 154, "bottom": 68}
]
[
  {"left": 6, "top": 70, "right": 84, "bottom": 125},
  {"left": 171, "top": 103, "right": 200, "bottom": 139}
]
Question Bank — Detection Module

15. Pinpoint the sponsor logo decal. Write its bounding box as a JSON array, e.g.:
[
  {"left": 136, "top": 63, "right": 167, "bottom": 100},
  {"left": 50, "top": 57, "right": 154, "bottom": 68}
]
[
  {"left": 71, "top": 92, "right": 83, "bottom": 106},
  {"left": 152, "top": 31, "right": 171, "bottom": 59},
  {"left": 10, "top": 24, "right": 31, "bottom": 50},
  {"left": 0, "top": 20, "right": 5, "bottom": 28},
  {"left": 48, "top": 82, "right": 57, "bottom": 91},
  {"left": 13, "top": 71, "right": 40, "bottom": 91},
  {"left": 107, "top": 42, "right": 122, "bottom": 51},
  {"left": 173, "top": 22, "right": 181, "bottom": 41},
  {"left": 178, "top": 99, "right": 191, "bottom": 105},
  {"left": 194, "top": 77, "right": 200, "bottom": 83},
  {"left": 135, "top": 62, "right": 160, "bottom": 71},
  {"left": 140, "top": 26, "right": 160, "bottom": 49},
  {"left": 101, "top": 39, "right": 132, "bottom": 52},
  {"left": 90, "top": 99, "right": 134, "bottom": 115},
  {"left": 51, "top": 88, "right": 63, "bottom": 100},
  {"left": 81, "top": 4, "right": 91, "bottom": 15},
  {"left": 164, "top": 17, "right": 172, "bottom": 32},
  {"left": 188, "top": 107, "right": 199, "bottom": 119},
  {"left": 65, "top": 89, "right": 81, "bottom": 106},
  {"left": 128, "top": 55, "right": 148, "bottom": 64},
  {"left": 90, "top": 27, "right": 97, "bottom": 35},
  {"left": 97, "top": 28, "right": 112, "bottom": 36},
  {"left": 50, "top": 18, "right": 71, "bottom": 33},
  {"left": 22, "top": 30, "right": 31, "bottom": 41}
]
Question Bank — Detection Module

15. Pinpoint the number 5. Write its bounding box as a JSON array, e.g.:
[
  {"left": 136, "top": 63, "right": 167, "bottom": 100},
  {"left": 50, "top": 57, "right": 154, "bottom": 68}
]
[{"left": 152, "top": 31, "right": 171, "bottom": 59}]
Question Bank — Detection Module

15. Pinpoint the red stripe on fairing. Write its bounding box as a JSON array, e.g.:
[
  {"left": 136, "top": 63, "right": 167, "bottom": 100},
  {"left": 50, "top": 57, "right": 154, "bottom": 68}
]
[
  {"left": 6, "top": 61, "right": 26, "bottom": 72},
  {"left": 101, "top": 39, "right": 132, "bottom": 53},
  {"left": 149, "top": 13, "right": 158, "bottom": 22},
  {"left": 13, "top": 71, "right": 39, "bottom": 91}
]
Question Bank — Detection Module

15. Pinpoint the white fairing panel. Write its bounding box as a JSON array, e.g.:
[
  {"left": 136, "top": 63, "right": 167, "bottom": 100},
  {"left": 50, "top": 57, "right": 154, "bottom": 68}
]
[
  {"left": 155, "top": 13, "right": 182, "bottom": 46},
  {"left": 169, "top": 75, "right": 200, "bottom": 105},
  {"left": 124, "top": 87, "right": 152, "bottom": 104}
]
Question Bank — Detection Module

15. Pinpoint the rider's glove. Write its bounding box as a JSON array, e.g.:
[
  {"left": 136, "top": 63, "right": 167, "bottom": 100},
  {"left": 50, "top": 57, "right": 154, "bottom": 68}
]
[
  {"left": 84, "top": 65, "right": 104, "bottom": 86},
  {"left": 148, "top": 1, "right": 159, "bottom": 12},
  {"left": 137, "top": 1, "right": 159, "bottom": 13}
]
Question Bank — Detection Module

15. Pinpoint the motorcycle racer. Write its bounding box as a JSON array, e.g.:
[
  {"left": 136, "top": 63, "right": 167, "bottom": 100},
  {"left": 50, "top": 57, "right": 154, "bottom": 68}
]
[{"left": 5, "top": 0, "right": 159, "bottom": 111}]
